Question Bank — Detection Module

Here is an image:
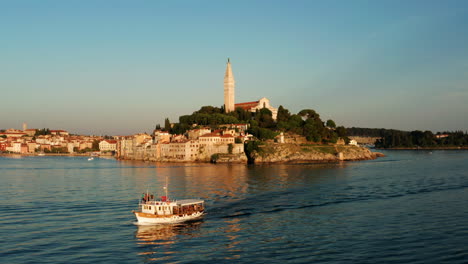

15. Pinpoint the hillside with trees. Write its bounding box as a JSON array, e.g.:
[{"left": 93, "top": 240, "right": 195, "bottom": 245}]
[{"left": 163, "top": 105, "right": 349, "bottom": 144}]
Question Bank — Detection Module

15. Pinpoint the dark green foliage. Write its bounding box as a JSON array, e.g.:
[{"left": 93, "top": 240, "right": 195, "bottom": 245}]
[
  {"left": 326, "top": 119, "right": 336, "bottom": 128},
  {"left": 277, "top": 105, "right": 291, "bottom": 123},
  {"left": 164, "top": 118, "right": 171, "bottom": 131},
  {"left": 228, "top": 143, "right": 234, "bottom": 154},
  {"left": 49, "top": 147, "right": 68, "bottom": 153},
  {"left": 197, "top": 106, "right": 224, "bottom": 115},
  {"left": 172, "top": 105, "right": 343, "bottom": 144},
  {"left": 346, "top": 127, "right": 388, "bottom": 137},
  {"left": 255, "top": 108, "right": 275, "bottom": 128},
  {"left": 286, "top": 114, "right": 304, "bottom": 134},
  {"left": 244, "top": 140, "right": 263, "bottom": 164},
  {"left": 247, "top": 126, "right": 278, "bottom": 140},
  {"left": 295, "top": 109, "right": 334, "bottom": 143},
  {"left": 170, "top": 123, "right": 191, "bottom": 135},
  {"left": 177, "top": 106, "right": 241, "bottom": 130},
  {"left": 76, "top": 147, "right": 93, "bottom": 153},
  {"left": 210, "top": 154, "right": 219, "bottom": 163},
  {"left": 92, "top": 140, "right": 100, "bottom": 151},
  {"left": 375, "top": 130, "right": 468, "bottom": 148},
  {"left": 35, "top": 128, "right": 51, "bottom": 136},
  {"left": 229, "top": 107, "right": 252, "bottom": 121}
]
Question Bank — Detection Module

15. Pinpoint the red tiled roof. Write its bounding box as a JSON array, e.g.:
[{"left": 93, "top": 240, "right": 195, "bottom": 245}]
[
  {"left": 200, "top": 133, "right": 220, "bottom": 137},
  {"left": 235, "top": 101, "right": 259, "bottom": 110}
]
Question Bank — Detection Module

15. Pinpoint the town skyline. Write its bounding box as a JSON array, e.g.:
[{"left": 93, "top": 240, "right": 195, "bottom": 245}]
[{"left": 2, "top": 1, "right": 468, "bottom": 135}]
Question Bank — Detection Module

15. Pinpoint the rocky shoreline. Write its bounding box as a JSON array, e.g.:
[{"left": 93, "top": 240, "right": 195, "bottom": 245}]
[{"left": 248, "top": 143, "right": 384, "bottom": 164}]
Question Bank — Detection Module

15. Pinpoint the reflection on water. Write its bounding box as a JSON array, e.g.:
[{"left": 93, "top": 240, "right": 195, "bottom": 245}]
[
  {"left": 135, "top": 221, "right": 203, "bottom": 243},
  {"left": 135, "top": 221, "right": 204, "bottom": 262}
]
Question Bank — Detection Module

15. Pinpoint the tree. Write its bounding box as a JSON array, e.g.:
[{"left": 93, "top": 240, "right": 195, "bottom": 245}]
[
  {"left": 92, "top": 140, "right": 100, "bottom": 151},
  {"left": 326, "top": 119, "right": 336, "bottom": 128},
  {"left": 277, "top": 105, "right": 291, "bottom": 123},
  {"left": 303, "top": 118, "right": 322, "bottom": 142},
  {"left": 164, "top": 118, "right": 171, "bottom": 132},
  {"left": 255, "top": 108, "right": 274, "bottom": 128},
  {"left": 231, "top": 107, "right": 252, "bottom": 121},
  {"left": 298, "top": 109, "right": 320, "bottom": 121},
  {"left": 170, "top": 123, "right": 190, "bottom": 135},
  {"left": 196, "top": 106, "right": 223, "bottom": 115}
]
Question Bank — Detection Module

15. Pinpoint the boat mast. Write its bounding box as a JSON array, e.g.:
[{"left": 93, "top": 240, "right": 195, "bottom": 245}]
[{"left": 164, "top": 175, "right": 168, "bottom": 200}]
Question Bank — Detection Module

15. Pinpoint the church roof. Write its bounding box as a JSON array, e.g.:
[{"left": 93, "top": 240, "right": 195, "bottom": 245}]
[{"left": 235, "top": 101, "right": 259, "bottom": 110}]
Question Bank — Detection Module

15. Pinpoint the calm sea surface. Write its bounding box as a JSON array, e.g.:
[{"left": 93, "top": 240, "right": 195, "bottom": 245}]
[{"left": 1, "top": 151, "right": 467, "bottom": 263}]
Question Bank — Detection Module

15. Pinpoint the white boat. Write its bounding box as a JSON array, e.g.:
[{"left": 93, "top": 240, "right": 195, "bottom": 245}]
[
  {"left": 133, "top": 193, "right": 205, "bottom": 224},
  {"left": 87, "top": 157, "right": 94, "bottom": 161},
  {"left": 37, "top": 152, "right": 45, "bottom": 156}
]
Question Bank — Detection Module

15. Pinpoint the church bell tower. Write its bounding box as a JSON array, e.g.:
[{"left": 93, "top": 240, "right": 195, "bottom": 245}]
[{"left": 224, "top": 58, "right": 235, "bottom": 113}]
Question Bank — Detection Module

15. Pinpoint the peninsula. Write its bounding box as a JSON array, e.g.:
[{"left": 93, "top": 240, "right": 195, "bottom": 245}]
[
  {"left": 1, "top": 59, "right": 383, "bottom": 163},
  {"left": 115, "top": 59, "right": 382, "bottom": 164}
]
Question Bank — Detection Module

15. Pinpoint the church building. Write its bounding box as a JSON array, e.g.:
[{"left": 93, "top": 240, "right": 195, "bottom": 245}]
[{"left": 223, "top": 59, "right": 278, "bottom": 120}]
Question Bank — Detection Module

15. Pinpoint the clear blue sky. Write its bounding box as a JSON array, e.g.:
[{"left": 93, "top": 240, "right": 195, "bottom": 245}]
[{"left": 1, "top": 0, "right": 467, "bottom": 135}]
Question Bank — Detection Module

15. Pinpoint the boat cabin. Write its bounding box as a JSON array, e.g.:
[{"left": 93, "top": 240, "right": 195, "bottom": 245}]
[
  {"left": 141, "top": 201, "right": 174, "bottom": 215},
  {"left": 139, "top": 195, "right": 204, "bottom": 216}
]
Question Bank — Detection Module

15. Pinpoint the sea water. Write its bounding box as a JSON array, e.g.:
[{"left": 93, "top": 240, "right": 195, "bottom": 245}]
[{"left": 1, "top": 151, "right": 467, "bottom": 263}]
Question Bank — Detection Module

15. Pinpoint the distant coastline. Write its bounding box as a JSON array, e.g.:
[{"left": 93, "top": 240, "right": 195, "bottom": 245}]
[
  {"left": 377, "top": 147, "right": 468, "bottom": 150},
  {"left": 0, "top": 153, "right": 107, "bottom": 157}
]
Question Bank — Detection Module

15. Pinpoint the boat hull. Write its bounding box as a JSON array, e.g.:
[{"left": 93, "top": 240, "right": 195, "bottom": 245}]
[{"left": 134, "top": 211, "right": 204, "bottom": 224}]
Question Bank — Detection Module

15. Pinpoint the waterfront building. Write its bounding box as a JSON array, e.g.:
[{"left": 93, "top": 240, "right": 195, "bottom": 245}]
[
  {"left": 24, "top": 129, "right": 37, "bottom": 136},
  {"left": 99, "top": 140, "right": 117, "bottom": 152},
  {"left": 27, "top": 142, "right": 37, "bottom": 153},
  {"left": 0, "top": 142, "right": 7, "bottom": 152},
  {"left": 40, "top": 144, "right": 52, "bottom": 152},
  {"left": 160, "top": 140, "right": 200, "bottom": 161},
  {"left": 133, "top": 133, "right": 152, "bottom": 144},
  {"left": 12, "top": 142, "right": 22, "bottom": 153},
  {"left": 20, "top": 143, "right": 28, "bottom": 154},
  {"left": 0, "top": 132, "right": 27, "bottom": 138},
  {"left": 154, "top": 130, "right": 171, "bottom": 143},
  {"left": 187, "top": 128, "right": 212, "bottom": 140}
]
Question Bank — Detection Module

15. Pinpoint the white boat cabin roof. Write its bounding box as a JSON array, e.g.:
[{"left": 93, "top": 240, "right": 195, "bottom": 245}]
[{"left": 177, "top": 199, "right": 204, "bottom": 206}]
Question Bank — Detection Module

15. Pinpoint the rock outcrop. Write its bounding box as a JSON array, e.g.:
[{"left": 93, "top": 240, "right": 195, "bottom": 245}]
[{"left": 249, "top": 143, "right": 383, "bottom": 163}]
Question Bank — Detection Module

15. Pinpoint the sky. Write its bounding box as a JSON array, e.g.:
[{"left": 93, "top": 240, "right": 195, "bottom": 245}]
[{"left": 1, "top": 0, "right": 468, "bottom": 135}]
